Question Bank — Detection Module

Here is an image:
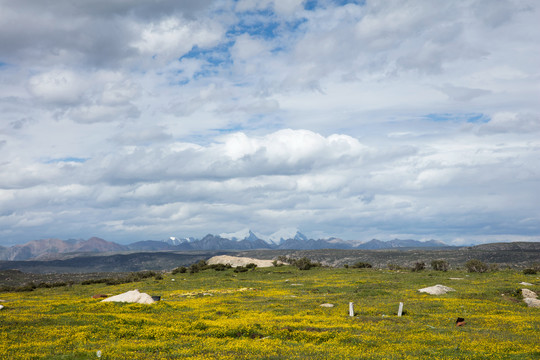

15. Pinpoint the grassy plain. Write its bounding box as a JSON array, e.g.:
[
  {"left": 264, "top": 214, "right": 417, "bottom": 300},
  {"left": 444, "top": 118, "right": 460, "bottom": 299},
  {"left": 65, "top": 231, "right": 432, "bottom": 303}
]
[{"left": 1, "top": 267, "right": 538, "bottom": 359}]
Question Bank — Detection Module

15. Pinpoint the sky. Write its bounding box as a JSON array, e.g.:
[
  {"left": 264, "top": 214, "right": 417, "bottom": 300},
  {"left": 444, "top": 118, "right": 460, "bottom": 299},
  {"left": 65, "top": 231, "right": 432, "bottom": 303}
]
[{"left": 0, "top": 0, "right": 539, "bottom": 246}]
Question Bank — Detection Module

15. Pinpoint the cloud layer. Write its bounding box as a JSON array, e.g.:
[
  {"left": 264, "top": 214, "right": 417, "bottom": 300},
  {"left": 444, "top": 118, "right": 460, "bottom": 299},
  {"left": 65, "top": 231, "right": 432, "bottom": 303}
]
[{"left": 0, "top": 0, "right": 539, "bottom": 245}]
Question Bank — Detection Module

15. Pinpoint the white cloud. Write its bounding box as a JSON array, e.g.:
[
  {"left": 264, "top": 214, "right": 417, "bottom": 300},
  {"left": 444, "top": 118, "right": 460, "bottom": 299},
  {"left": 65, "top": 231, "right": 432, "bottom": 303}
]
[
  {"left": 0, "top": 0, "right": 539, "bottom": 245},
  {"left": 133, "top": 17, "right": 224, "bottom": 62},
  {"left": 28, "top": 70, "right": 86, "bottom": 105},
  {"left": 477, "top": 112, "right": 540, "bottom": 134}
]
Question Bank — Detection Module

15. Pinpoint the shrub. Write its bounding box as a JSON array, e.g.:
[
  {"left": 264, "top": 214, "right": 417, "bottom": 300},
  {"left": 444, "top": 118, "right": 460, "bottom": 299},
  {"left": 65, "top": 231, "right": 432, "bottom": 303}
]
[
  {"left": 352, "top": 262, "right": 372, "bottom": 269},
  {"left": 412, "top": 262, "right": 425, "bottom": 272},
  {"left": 16, "top": 282, "right": 37, "bottom": 292},
  {"left": 387, "top": 263, "right": 402, "bottom": 270},
  {"left": 172, "top": 266, "right": 187, "bottom": 274},
  {"left": 208, "top": 264, "right": 229, "bottom": 271},
  {"left": 234, "top": 266, "right": 249, "bottom": 273},
  {"left": 465, "top": 259, "right": 489, "bottom": 273},
  {"left": 189, "top": 260, "right": 209, "bottom": 274},
  {"left": 523, "top": 268, "right": 537, "bottom": 275},
  {"left": 289, "top": 257, "right": 320, "bottom": 270},
  {"left": 274, "top": 256, "right": 320, "bottom": 270},
  {"left": 431, "top": 260, "right": 449, "bottom": 271},
  {"left": 245, "top": 263, "right": 258, "bottom": 270}
]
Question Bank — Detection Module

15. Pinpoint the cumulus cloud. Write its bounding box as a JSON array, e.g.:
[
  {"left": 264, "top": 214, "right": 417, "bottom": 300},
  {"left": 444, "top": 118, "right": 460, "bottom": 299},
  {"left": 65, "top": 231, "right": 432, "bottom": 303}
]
[{"left": 0, "top": 0, "right": 539, "bottom": 245}]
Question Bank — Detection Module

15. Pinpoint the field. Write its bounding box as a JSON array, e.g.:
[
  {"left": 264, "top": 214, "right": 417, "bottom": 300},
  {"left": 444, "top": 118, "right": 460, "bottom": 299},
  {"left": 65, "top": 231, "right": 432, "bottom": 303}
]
[{"left": 1, "top": 266, "right": 539, "bottom": 359}]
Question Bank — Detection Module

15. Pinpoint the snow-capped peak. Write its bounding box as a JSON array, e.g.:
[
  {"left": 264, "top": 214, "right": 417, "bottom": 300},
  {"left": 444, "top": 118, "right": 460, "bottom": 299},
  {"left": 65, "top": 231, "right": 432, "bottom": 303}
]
[
  {"left": 165, "top": 236, "right": 194, "bottom": 245},
  {"left": 219, "top": 229, "right": 270, "bottom": 243},
  {"left": 268, "top": 228, "right": 308, "bottom": 244}
]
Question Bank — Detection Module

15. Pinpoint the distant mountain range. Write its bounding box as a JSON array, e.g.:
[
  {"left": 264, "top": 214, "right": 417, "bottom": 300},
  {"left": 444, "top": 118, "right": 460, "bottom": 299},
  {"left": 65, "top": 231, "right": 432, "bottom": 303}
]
[
  {"left": 0, "top": 229, "right": 454, "bottom": 261},
  {"left": 0, "top": 237, "right": 127, "bottom": 261}
]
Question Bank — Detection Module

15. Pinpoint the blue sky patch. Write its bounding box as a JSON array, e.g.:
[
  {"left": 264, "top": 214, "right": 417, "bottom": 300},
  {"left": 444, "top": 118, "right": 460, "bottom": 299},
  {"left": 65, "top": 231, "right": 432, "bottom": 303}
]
[
  {"left": 45, "top": 157, "right": 88, "bottom": 164},
  {"left": 180, "top": 43, "right": 233, "bottom": 67},
  {"left": 425, "top": 113, "right": 490, "bottom": 123},
  {"left": 305, "top": 0, "right": 365, "bottom": 11},
  {"left": 228, "top": 9, "right": 279, "bottom": 39}
]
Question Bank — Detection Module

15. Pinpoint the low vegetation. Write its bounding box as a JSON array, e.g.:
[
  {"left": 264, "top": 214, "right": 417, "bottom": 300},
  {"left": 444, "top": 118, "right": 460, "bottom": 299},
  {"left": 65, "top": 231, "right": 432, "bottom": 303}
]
[
  {"left": 276, "top": 256, "right": 321, "bottom": 270},
  {"left": 1, "top": 263, "right": 538, "bottom": 359},
  {"left": 431, "top": 260, "right": 449, "bottom": 272},
  {"left": 465, "top": 259, "right": 490, "bottom": 273}
]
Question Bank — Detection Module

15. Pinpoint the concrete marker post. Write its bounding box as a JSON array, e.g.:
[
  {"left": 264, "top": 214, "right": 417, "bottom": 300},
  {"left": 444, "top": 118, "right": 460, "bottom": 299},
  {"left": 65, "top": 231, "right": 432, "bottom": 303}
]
[
  {"left": 398, "top": 302, "right": 403, "bottom": 317},
  {"left": 349, "top": 302, "right": 354, "bottom": 317}
]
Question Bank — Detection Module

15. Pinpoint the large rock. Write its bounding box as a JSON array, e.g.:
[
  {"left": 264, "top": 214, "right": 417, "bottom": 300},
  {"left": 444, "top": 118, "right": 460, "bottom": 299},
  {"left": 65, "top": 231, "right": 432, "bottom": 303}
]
[
  {"left": 207, "top": 255, "right": 275, "bottom": 268},
  {"left": 523, "top": 298, "right": 540, "bottom": 308},
  {"left": 101, "top": 289, "right": 154, "bottom": 304},
  {"left": 521, "top": 289, "right": 537, "bottom": 299},
  {"left": 521, "top": 289, "right": 539, "bottom": 308},
  {"left": 418, "top": 284, "right": 456, "bottom": 295}
]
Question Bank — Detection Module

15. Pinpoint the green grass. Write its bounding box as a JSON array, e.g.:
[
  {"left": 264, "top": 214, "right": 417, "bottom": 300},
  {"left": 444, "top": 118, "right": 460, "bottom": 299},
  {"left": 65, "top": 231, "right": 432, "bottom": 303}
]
[{"left": 1, "top": 267, "right": 539, "bottom": 359}]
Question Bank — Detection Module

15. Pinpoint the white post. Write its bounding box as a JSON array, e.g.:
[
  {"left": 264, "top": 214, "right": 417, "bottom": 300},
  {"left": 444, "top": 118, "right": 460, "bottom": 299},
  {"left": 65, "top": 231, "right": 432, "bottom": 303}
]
[
  {"left": 398, "top": 302, "right": 403, "bottom": 317},
  {"left": 349, "top": 302, "right": 354, "bottom": 317}
]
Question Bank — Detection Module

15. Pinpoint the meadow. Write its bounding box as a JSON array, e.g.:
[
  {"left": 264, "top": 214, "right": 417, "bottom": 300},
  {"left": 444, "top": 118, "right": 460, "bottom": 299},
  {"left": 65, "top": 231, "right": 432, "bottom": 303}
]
[{"left": 1, "top": 266, "right": 538, "bottom": 359}]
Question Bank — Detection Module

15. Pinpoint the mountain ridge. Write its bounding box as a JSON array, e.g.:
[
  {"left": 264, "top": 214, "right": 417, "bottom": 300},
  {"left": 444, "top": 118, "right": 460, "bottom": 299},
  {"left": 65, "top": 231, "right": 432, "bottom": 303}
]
[{"left": 0, "top": 232, "right": 457, "bottom": 261}]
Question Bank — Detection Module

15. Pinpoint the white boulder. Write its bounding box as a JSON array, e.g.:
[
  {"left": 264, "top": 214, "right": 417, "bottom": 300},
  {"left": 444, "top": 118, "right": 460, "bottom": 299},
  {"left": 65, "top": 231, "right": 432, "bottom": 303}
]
[
  {"left": 521, "top": 289, "right": 537, "bottom": 299},
  {"left": 101, "top": 289, "right": 154, "bottom": 304},
  {"left": 418, "top": 284, "right": 456, "bottom": 295},
  {"left": 523, "top": 298, "right": 540, "bottom": 308},
  {"left": 207, "top": 255, "right": 276, "bottom": 268}
]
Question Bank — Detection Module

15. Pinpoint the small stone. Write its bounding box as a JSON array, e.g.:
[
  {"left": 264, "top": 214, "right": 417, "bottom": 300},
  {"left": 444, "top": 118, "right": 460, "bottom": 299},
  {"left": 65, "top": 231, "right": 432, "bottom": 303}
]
[
  {"left": 320, "top": 303, "right": 334, "bottom": 308},
  {"left": 520, "top": 282, "right": 533, "bottom": 286},
  {"left": 0, "top": 305, "right": 4, "bottom": 310}
]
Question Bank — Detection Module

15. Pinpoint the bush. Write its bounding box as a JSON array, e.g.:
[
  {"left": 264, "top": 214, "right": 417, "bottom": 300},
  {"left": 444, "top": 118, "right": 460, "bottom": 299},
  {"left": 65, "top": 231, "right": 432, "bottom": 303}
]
[
  {"left": 412, "top": 262, "right": 425, "bottom": 272},
  {"left": 387, "top": 263, "right": 402, "bottom": 270},
  {"left": 352, "top": 262, "right": 372, "bottom": 269},
  {"left": 289, "top": 257, "right": 320, "bottom": 270},
  {"left": 523, "top": 268, "right": 537, "bottom": 275},
  {"left": 172, "top": 266, "right": 187, "bottom": 274},
  {"left": 234, "top": 266, "right": 249, "bottom": 273},
  {"left": 245, "top": 263, "right": 258, "bottom": 270},
  {"left": 465, "top": 259, "right": 489, "bottom": 273},
  {"left": 208, "top": 264, "right": 228, "bottom": 271},
  {"left": 431, "top": 260, "right": 449, "bottom": 271},
  {"left": 189, "top": 260, "right": 209, "bottom": 274},
  {"left": 275, "top": 256, "right": 320, "bottom": 270}
]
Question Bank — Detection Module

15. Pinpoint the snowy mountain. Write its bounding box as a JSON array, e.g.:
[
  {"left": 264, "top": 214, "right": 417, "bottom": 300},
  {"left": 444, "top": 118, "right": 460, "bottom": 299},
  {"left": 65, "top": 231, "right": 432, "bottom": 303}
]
[
  {"left": 0, "top": 234, "right": 454, "bottom": 260},
  {"left": 219, "top": 228, "right": 309, "bottom": 245},
  {"left": 219, "top": 229, "right": 270, "bottom": 243},
  {"left": 165, "top": 236, "right": 196, "bottom": 245},
  {"left": 267, "top": 228, "right": 308, "bottom": 244}
]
